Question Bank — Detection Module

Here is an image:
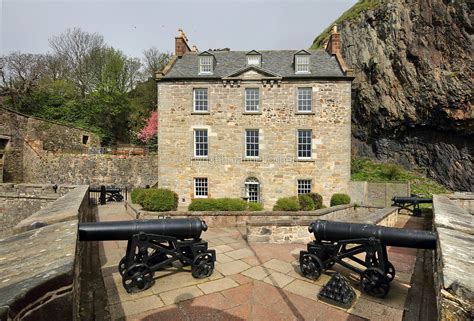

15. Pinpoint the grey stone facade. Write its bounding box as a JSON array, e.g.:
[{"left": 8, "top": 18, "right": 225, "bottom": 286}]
[{"left": 157, "top": 79, "right": 351, "bottom": 210}]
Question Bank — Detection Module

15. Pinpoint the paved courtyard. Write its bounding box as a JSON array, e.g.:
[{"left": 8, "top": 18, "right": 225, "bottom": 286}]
[{"left": 95, "top": 204, "right": 425, "bottom": 320}]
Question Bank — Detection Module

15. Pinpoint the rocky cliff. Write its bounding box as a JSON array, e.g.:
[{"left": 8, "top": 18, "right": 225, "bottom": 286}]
[{"left": 313, "top": 0, "right": 473, "bottom": 191}]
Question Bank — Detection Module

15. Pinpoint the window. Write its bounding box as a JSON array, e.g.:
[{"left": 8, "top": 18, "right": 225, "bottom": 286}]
[
  {"left": 297, "top": 130, "right": 312, "bottom": 159},
  {"left": 297, "top": 179, "right": 312, "bottom": 195},
  {"left": 245, "top": 129, "right": 259, "bottom": 158},
  {"left": 297, "top": 88, "right": 312, "bottom": 112},
  {"left": 194, "top": 129, "right": 208, "bottom": 157},
  {"left": 245, "top": 177, "right": 260, "bottom": 203},
  {"left": 245, "top": 88, "right": 259, "bottom": 112},
  {"left": 82, "top": 135, "right": 89, "bottom": 145},
  {"left": 194, "top": 178, "right": 208, "bottom": 198},
  {"left": 247, "top": 55, "right": 261, "bottom": 66},
  {"left": 193, "top": 88, "right": 208, "bottom": 112},
  {"left": 295, "top": 55, "right": 310, "bottom": 73},
  {"left": 199, "top": 56, "right": 213, "bottom": 74}
]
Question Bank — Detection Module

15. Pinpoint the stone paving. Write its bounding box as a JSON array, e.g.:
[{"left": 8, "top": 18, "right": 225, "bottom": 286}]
[{"left": 96, "top": 204, "right": 424, "bottom": 321}]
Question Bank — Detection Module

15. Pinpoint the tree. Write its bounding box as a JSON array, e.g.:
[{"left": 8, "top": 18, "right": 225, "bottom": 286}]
[
  {"left": 142, "top": 47, "right": 170, "bottom": 79},
  {"left": 137, "top": 111, "right": 157, "bottom": 143},
  {"left": 49, "top": 28, "right": 105, "bottom": 96}
]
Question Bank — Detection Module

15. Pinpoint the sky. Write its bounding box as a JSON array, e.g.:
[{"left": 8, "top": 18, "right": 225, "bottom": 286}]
[{"left": 0, "top": 0, "right": 357, "bottom": 58}]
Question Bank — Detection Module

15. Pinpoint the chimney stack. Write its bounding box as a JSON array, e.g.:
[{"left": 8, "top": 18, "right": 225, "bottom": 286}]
[
  {"left": 175, "top": 29, "right": 190, "bottom": 57},
  {"left": 326, "top": 25, "right": 341, "bottom": 55}
]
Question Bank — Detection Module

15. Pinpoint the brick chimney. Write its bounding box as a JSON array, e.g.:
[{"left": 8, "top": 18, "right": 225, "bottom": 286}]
[
  {"left": 175, "top": 29, "right": 191, "bottom": 57},
  {"left": 326, "top": 25, "right": 341, "bottom": 55}
]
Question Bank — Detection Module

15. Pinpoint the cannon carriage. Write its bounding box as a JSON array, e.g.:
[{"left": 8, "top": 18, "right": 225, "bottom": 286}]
[
  {"left": 299, "top": 220, "right": 436, "bottom": 298},
  {"left": 79, "top": 218, "right": 216, "bottom": 293}
]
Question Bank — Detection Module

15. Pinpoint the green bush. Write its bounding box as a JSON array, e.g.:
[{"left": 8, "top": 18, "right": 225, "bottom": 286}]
[
  {"left": 384, "top": 164, "right": 403, "bottom": 180},
  {"left": 188, "top": 198, "right": 264, "bottom": 211},
  {"left": 273, "top": 196, "right": 301, "bottom": 211},
  {"left": 247, "top": 202, "right": 264, "bottom": 211},
  {"left": 330, "top": 193, "right": 351, "bottom": 207},
  {"left": 307, "top": 193, "right": 323, "bottom": 209},
  {"left": 298, "top": 194, "right": 315, "bottom": 211},
  {"left": 141, "top": 188, "right": 178, "bottom": 211},
  {"left": 130, "top": 188, "right": 148, "bottom": 204}
]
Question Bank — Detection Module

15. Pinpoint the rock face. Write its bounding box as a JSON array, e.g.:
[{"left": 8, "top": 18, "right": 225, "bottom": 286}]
[{"left": 325, "top": 0, "right": 473, "bottom": 191}]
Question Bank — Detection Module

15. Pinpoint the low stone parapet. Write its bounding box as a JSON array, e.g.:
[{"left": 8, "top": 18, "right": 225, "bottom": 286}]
[
  {"left": 433, "top": 194, "right": 473, "bottom": 320},
  {"left": 0, "top": 185, "right": 90, "bottom": 321},
  {"left": 246, "top": 206, "right": 398, "bottom": 243}
]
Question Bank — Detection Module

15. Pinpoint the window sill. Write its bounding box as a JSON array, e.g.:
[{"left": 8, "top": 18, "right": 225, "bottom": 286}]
[
  {"left": 243, "top": 112, "right": 262, "bottom": 115},
  {"left": 295, "top": 112, "right": 315, "bottom": 115},
  {"left": 295, "top": 158, "right": 315, "bottom": 162},
  {"left": 242, "top": 158, "right": 262, "bottom": 162},
  {"left": 191, "top": 112, "right": 210, "bottom": 115},
  {"left": 191, "top": 157, "right": 209, "bottom": 161}
]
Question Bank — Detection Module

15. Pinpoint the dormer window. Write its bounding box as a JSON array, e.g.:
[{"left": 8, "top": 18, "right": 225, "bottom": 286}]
[
  {"left": 246, "top": 50, "right": 262, "bottom": 67},
  {"left": 199, "top": 56, "right": 213, "bottom": 74},
  {"left": 294, "top": 50, "right": 311, "bottom": 74}
]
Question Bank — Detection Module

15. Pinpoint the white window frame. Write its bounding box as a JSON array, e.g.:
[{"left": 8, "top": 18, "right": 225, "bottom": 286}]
[
  {"left": 194, "top": 177, "right": 208, "bottom": 198},
  {"left": 193, "top": 88, "right": 208, "bottom": 112},
  {"left": 199, "top": 56, "right": 213, "bottom": 75},
  {"left": 245, "top": 88, "right": 260, "bottom": 112},
  {"left": 245, "top": 177, "right": 260, "bottom": 203},
  {"left": 247, "top": 55, "right": 261, "bottom": 66},
  {"left": 194, "top": 129, "right": 208, "bottom": 158},
  {"left": 245, "top": 129, "right": 259, "bottom": 158},
  {"left": 297, "top": 129, "right": 312, "bottom": 159},
  {"left": 297, "top": 179, "right": 312, "bottom": 195},
  {"left": 295, "top": 55, "right": 310, "bottom": 74},
  {"left": 297, "top": 87, "right": 313, "bottom": 112}
]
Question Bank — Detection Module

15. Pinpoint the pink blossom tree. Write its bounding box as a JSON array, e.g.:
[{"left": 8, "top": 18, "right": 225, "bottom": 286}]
[{"left": 137, "top": 111, "right": 158, "bottom": 143}]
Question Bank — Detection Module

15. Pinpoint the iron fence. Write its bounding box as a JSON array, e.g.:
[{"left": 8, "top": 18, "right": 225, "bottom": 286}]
[{"left": 89, "top": 185, "right": 128, "bottom": 205}]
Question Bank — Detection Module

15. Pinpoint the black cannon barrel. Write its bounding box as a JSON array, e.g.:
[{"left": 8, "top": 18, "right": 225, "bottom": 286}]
[
  {"left": 392, "top": 196, "right": 433, "bottom": 203},
  {"left": 79, "top": 218, "right": 208, "bottom": 241},
  {"left": 309, "top": 220, "right": 436, "bottom": 249}
]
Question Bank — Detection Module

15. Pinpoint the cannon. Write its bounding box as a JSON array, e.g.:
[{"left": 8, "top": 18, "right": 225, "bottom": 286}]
[
  {"left": 299, "top": 220, "right": 436, "bottom": 298},
  {"left": 79, "top": 218, "right": 216, "bottom": 293},
  {"left": 391, "top": 196, "right": 432, "bottom": 216}
]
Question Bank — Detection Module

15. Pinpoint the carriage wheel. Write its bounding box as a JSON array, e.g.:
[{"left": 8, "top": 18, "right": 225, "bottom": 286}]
[
  {"left": 360, "top": 267, "right": 390, "bottom": 298},
  {"left": 300, "top": 252, "right": 323, "bottom": 280},
  {"left": 122, "top": 264, "right": 154, "bottom": 293},
  {"left": 192, "top": 253, "right": 214, "bottom": 278}
]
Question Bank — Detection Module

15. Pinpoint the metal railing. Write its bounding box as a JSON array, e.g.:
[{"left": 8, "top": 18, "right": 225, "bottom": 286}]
[{"left": 89, "top": 185, "right": 128, "bottom": 205}]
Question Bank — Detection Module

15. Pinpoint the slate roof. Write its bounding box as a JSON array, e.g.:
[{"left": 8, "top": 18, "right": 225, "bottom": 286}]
[{"left": 162, "top": 50, "right": 347, "bottom": 80}]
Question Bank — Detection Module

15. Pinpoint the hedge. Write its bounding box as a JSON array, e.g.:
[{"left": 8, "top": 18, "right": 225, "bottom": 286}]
[
  {"left": 307, "top": 193, "right": 323, "bottom": 209},
  {"left": 131, "top": 188, "right": 148, "bottom": 205},
  {"left": 141, "top": 188, "right": 178, "bottom": 211},
  {"left": 330, "top": 193, "right": 351, "bottom": 207},
  {"left": 273, "top": 196, "right": 301, "bottom": 211},
  {"left": 188, "top": 198, "right": 263, "bottom": 211},
  {"left": 298, "top": 194, "right": 315, "bottom": 211}
]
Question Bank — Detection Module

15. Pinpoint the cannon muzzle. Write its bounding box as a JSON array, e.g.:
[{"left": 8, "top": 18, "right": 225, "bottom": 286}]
[
  {"left": 79, "top": 218, "right": 208, "bottom": 241},
  {"left": 309, "top": 220, "right": 436, "bottom": 249}
]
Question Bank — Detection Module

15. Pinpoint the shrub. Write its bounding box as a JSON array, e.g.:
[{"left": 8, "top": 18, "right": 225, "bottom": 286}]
[
  {"left": 384, "top": 164, "right": 403, "bottom": 180},
  {"left": 247, "top": 202, "right": 264, "bottom": 211},
  {"left": 141, "top": 188, "right": 178, "bottom": 211},
  {"left": 330, "top": 193, "right": 351, "bottom": 207},
  {"left": 273, "top": 196, "right": 301, "bottom": 211},
  {"left": 298, "top": 194, "right": 315, "bottom": 211},
  {"left": 188, "top": 198, "right": 263, "bottom": 211},
  {"left": 307, "top": 193, "right": 323, "bottom": 209},
  {"left": 131, "top": 188, "right": 148, "bottom": 204}
]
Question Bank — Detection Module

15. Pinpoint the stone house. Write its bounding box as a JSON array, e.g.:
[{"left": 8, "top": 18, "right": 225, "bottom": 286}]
[{"left": 156, "top": 29, "right": 353, "bottom": 210}]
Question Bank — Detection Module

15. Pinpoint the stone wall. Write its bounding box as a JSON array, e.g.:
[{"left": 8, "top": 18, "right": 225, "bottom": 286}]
[
  {"left": 157, "top": 79, "right": 352, "bottom": 210},
  {"left": 246, "top": 206, "right": 398, "bottom": 243},
  {"left": 0, "top": 106, "right": 100, "bottom": 183},
  {"left": 348, "top": 181, "right": 410, "bottom": 206},
  {"left": 24, "top": 153, "right": 158, "bottom": 188},
  {"left": 0, "top": 185, "right": 90, "bottom": 321},
  {"left": 0, "top": 183, "right": 74, "bottom": 238},
  {"left": 432, "top": 194, "right": 473, "bottom": 320},
  {"left": 448, "top": 193, "right": 474, "bottom": 214}
]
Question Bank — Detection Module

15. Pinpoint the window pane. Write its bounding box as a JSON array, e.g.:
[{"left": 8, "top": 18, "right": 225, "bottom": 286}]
[
  {"left": 296, "top": 55, "right": 310, "bottom": 73},
  {"left": 194, "top": 129, "right": 208, "bottom": 156},
  {"left": 247, "top": 55, "right": 261, "bottom": 66},
  {"left": 297, "top": 179, "right": 312, "bottom": 195},
  {"left": 194, "top": 88, "right": 208, "bottom": 112},
  {"left": 297, "top": 130, "right": 312, "bottom": 158},
  {"left": 245, "top": 129, "right": 259, "bottom": 157},
  {"left": 297, "top": 88, "right": 312, "bottom": 112},
  {"left": 194, "top": 178, "right": 208, "bottom": 197},
  {"left": 200, "top": 56, "right": 213, "bottom": 74},
  {"left": 245, "top": 88, "right": 259, "bottom": 112}
]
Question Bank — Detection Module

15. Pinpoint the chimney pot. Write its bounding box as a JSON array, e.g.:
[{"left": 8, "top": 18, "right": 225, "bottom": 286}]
[
  {"left": 326, "top": 25, "right": 341, "bottom": 55},
  {"left": 175, "top": 28, "right": 191, "bottom": 57}
]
